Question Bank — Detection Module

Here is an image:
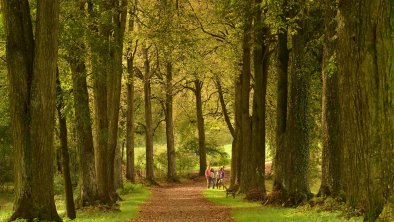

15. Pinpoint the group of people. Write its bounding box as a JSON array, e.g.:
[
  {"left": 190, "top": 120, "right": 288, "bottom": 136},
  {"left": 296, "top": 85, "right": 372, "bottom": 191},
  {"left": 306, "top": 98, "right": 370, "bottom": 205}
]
[{"left": 204, "top": 166, "right": 225, "bottom": 189}]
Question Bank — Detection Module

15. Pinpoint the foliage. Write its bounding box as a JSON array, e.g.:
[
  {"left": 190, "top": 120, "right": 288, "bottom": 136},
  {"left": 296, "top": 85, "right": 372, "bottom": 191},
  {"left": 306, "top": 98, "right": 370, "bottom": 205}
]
[{"left": 180, "top": 137, "right": 230, "bottom": 166}]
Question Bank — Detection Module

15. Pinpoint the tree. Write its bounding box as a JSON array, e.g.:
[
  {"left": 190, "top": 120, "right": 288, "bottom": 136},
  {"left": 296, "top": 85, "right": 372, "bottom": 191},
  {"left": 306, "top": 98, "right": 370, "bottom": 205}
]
[
  {"left": 56, "top": 71, "right": 76, "bottom": 219},
  {"left": 337, "top": 0, "right": 394, "bottom": 220},
  {"left": 89, "top": 0, "right": 127, "bottom": 203},
  {"left": 164, "top": 61, "right": 178, "bottom": 181},
  {"left": 273, "top": 0, "right": 290, "bottom": 192},
  {"left": 273, "top": 0, "right": 323, "bottom": 204},
  {"left": 143, "top": 44, "right": 156, "bottom": 183},
  {"left": 249, "top": 0, "right": 270, "bottom": 198},
  {"left": 125, "top": 0, "right": 138, "bottom": 183},
  {"left": 2, "top": 0, "right": 61, "bottom": 220},
  {"left": 239, "top": 0, "right": 253, "bottom": 193},
  {"left": 107, "top": 0, "right": 127, "bottom": 196},
  {"left": 194, "top": 79, "right": 207, "bottom": 176},
  {"left": 62, "top": 0, "right": 99, "bottom": 206},
  {"left": 318, "top": 0, "right": 340, "bottom": 197}
]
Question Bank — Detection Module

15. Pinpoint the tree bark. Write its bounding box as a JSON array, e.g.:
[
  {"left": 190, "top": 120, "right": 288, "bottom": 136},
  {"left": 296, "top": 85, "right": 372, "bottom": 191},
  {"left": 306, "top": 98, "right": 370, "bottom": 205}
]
[
  {"left": 67, "top": 0, "right": 99, "bottom": 206},
  {"left": 91, "top": 0, "right": 112, "bottom": 204},
  {"left": 318, "top": 0, "right": 340, "bottom": 197},
  {"left": 284, "top": 28, "right": 311, "bottom": 199},
  {"left": 233, "top": 74, "right": 243, "bottom": 187},
  {"left": 239, "top": 7, "right": 253, "bottom": 193},
  {"left": 114, "top": 132, "right": 123, "bottom": 190},
  {"left": 2, "top": 0, "right": 61, "bottom": 220},
  {"left": 126, "top": 0, "right": 137, "bottom": 183},
  {"left": 143, "top": 45, "right": 155, "bottom": 182},
  {"left": 90, "top": 0, "right": 126, "bottom": 203},
  {"left": 126, "top": 57, "right": 136, "bottom": 182},
  {"left": 194, "top": 80, "right": 207, "bottom": 176},
  {"left": 3, "top": 0, "right": 35, "bottom": 219},
  {"left": 107, "top": 0, "right": 127, "bottom": 197},
  {"left": 56, "top": 71, "right": 76, "bottom": 220},
  {"left": 282, "top": 2, "right": 322, "bottom": 204},
  {"left": 249, "top": 0, "right": 269, "bottom": 197},
  {"left": 165, "top": 62, "right": 178, "bottom": 181},
  {"left": 273, "top": 0, "right": 289, "bottom": 192},
  {"left": 337, "top": 1, "right": 393, "bottom": 220},
  {"left": 70, "top": 57, "right": 99, "bottom": 206}
]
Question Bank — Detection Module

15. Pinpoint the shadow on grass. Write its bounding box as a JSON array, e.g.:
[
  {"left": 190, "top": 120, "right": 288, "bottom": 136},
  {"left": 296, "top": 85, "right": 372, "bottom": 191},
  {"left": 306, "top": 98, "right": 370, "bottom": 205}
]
[{"left": 203, "top": 189, "right": 363, "bottom": 222}]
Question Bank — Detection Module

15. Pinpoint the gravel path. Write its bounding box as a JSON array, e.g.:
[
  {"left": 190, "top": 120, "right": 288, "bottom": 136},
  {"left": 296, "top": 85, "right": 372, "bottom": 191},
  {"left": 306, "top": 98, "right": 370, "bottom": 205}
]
[{"left": 131, "top": 176, "right": 233, "bottom": 222}]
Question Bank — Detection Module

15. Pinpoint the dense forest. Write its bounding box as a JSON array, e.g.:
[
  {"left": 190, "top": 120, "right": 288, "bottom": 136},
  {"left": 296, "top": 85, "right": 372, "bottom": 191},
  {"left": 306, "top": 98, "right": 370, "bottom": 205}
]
[{"left": 0, "top": 0, "right": 393, "bottom": 222}]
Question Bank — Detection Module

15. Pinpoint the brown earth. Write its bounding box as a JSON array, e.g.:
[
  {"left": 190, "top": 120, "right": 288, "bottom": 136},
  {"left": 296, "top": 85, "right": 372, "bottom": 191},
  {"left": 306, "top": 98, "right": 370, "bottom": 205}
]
[{"left": 131, "top": 176, "right": 234, "bottom": 222}]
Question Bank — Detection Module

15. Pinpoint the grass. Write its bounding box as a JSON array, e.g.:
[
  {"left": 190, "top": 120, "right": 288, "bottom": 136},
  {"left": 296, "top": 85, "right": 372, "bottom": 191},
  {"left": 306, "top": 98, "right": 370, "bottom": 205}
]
[
  {"left": 203, "top": 188, "right": 363, "bottom": 222},
  {"left": 0, "top": 183, "right": 150, "bottom": 222},
  {"left": 0, "top": 192, "right": 13, "bottom": 222}
]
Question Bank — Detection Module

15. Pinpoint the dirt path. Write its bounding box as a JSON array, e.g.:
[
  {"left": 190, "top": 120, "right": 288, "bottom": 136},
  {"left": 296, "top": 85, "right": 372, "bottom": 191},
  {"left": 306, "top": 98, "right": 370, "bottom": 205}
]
[{"left": 131, "top": 176, "right": 233, "bottom": 222}]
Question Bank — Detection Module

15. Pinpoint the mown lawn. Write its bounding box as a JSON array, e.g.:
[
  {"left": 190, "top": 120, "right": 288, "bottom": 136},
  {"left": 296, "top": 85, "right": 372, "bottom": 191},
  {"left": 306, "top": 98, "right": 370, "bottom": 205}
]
[
  {"left": 0, "top": 183, "right": 150, "bottom": 222},
  {"left": 203, "top": 188, "right": 363, "bottom": 222}
]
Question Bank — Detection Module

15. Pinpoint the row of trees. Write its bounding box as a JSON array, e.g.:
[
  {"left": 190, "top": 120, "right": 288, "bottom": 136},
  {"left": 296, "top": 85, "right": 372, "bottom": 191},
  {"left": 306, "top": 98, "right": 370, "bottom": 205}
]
[
  {"left": 1, "top": 0, "right": 393, "bottom": 221},
  {"left": 217, "top": 0, "right": 393, "bottom": 221},
  {"left": 1, "top": 0, "right": 231, "bottom": 220}
]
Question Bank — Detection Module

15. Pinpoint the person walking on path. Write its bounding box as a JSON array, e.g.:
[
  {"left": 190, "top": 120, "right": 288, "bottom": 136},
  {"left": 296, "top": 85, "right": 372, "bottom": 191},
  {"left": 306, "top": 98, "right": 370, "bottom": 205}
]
[{"left": 205, "top": 166, "right": 211, "bottom": 188}]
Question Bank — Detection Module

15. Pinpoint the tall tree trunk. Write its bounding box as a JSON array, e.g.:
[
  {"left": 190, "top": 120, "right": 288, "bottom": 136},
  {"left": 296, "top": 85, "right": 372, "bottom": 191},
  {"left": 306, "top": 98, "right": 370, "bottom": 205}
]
[
  {"left": 68, "top": 1, "right": 98, "bottom": 206},
  {"left": 3, "top": 1, "right": 35, "bottom": 218},
  {"left": 70, "top": 57, "right": 98, "bottom": 206},
  {"left": 165, "top": 62, "right": 178, "bottom": 181},
  {"left": 126, "top": 58, "right": 136, "bottom": 182},
  {"left": 282, "top": 2, "right": 322, "bottom": 204},
  {"left": 234, "top": 75, "right": 243, "bottom": 186},
  {"left": 107, "top": 0, "right": 127, "bottom": 198},
  {"left": 90, "top": 0, "right": 126, "bottom": 203},
  {"left": 143, "top": 45, "right": 155, "bottom": 182},
  {"left": 91, "top": 0, "right": 112, "bottom": 204},
  {"left": 126, "top": 0, "right": 137, "bottom": 183},
  {"left": 56, "top": 71, "right": 76, "bottom": 220},
  {"left": 283, "top": 30, "right": 311, "bottom": 203},
  {"left": 318, "top": 0, "right": 340, "bottom": 197},
  {"left": 249, "top": 0, "right": 269, "bottom": 198},
  {"left": 239, "top": 7, "right": 253, "bottom": 193},
  {"left": 337, "top": 1, "right": 393, "bottom": 220},
  {"left": 3, "top": 0, "right": 61, "bottom": 220},
  {"left": 273, "top": 1, "right": 289, "bottom": 192},
  {"left": 194, "top": 80, "right": 207, "bottom": 176}
]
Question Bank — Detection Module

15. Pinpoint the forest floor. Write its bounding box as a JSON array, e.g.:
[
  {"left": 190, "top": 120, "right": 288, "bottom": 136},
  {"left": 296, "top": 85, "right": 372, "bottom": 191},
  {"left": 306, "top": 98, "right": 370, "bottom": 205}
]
[{"left": 131, "top": 176, "right": 234, "bottom": 222}]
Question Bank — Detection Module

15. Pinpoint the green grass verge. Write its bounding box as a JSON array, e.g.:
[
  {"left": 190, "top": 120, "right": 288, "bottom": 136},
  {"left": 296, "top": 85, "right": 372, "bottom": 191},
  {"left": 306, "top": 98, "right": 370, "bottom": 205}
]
[
  {"left": 203, "top": 189, "right": 363, "bottom": 222},
  {"left": 0, "top": 183, "right": 150, "bottom": 222}
]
